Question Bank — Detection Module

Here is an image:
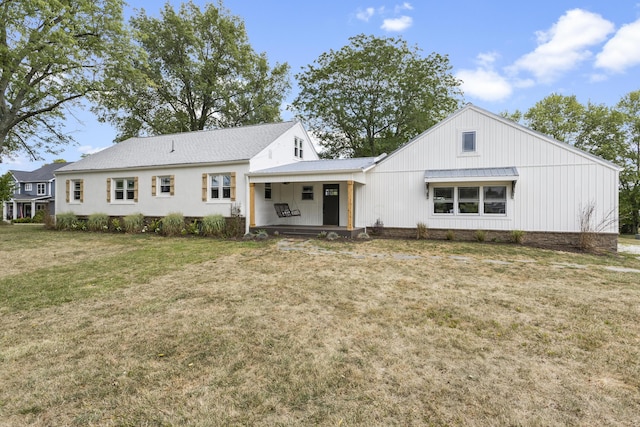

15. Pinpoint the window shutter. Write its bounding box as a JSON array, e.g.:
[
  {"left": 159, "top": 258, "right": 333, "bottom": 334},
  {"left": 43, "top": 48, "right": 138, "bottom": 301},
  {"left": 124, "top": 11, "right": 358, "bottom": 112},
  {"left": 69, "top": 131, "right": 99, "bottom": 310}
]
[
  {"left": 230, "top": 172, "right": 236, "bottom": 201},
  {"left": 202, "top": 173, "right": 207, "bottom": 201},
  {"left": 79, "top": 180, "right": 84, "bottom": 202},
  {"left": 151, "top": 176, "right": 156, "bottom": 196},
  {"left": 134, "top": 177, "right": 138, "bottom": 202},
  {"left": 170, "top": 175, "right": 175, "bottom": 196},
  {"left": 65, "top": 180, "right": 70, "bottom": 203},
  {"left": 106, "top": 179, "right": 111, "bottom": 202}
]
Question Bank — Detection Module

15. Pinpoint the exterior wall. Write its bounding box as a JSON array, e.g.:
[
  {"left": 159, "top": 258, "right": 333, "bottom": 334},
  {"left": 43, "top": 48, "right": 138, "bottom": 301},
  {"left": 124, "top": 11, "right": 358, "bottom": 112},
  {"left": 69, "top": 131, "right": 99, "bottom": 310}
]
[
  {"left": 250, "top": 122, "right": 319, "bottom": 171},
  {"left": 56, "top": 163, "right": 250, "bottom": 218},
  {"left": 357, "top": 107, "right": 619, "bottom": 235}
]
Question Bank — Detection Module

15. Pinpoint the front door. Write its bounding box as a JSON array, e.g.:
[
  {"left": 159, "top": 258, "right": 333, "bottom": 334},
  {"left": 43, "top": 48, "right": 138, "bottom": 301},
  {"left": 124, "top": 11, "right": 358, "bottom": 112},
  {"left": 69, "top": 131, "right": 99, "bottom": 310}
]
[{"left": 323, "top": 184, "right": 339, "bottom": 225}]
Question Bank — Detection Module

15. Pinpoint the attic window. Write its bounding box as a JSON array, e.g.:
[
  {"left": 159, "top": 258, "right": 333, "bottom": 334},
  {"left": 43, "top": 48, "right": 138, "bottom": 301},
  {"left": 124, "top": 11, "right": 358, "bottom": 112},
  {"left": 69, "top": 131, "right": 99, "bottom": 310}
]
[
  {"left": 294, "top": 137, "right": 304, "bottom": 159},
  {"left": 462, "top": 131, "right": 476, "bottom": 152}
]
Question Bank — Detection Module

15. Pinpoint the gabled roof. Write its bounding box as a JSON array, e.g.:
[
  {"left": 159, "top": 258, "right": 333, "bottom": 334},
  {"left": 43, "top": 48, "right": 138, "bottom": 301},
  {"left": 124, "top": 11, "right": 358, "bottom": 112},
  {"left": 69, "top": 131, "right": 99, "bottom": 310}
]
[
  {"left": 382, "top": 104, "right": 622, "bottom": 172},
  {"left": 11, "top": 162, "right": 72, "bottom": 182},
  {"left": 57, "top": 121, "right": 299, "bottom": 172},
  {"left": 251, "top": 156, "right": 380, "bottom": 176}
]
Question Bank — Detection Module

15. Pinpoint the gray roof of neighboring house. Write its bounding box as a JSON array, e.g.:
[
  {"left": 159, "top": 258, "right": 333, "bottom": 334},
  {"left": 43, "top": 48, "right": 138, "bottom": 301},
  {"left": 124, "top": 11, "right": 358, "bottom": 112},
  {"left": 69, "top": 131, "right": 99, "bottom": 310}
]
[
  {"left": 425, "top": 167, "right": 519, "bottom": 180},
  {"left": 251, "top": 157, "right": 380, "bottom": 175},
  {"left": 11, "top": 162, "right": 72, "bottom": 182},
  {"left": 57, "top": 121, "right": 299, "bottom": 172}
]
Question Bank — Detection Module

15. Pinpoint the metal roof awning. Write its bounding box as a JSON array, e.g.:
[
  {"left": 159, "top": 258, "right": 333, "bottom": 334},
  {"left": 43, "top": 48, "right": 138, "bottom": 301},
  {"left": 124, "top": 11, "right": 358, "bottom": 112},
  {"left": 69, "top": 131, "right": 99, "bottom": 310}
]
[{"left": 424, "top": 167, "right": 519, "bottom": 183}]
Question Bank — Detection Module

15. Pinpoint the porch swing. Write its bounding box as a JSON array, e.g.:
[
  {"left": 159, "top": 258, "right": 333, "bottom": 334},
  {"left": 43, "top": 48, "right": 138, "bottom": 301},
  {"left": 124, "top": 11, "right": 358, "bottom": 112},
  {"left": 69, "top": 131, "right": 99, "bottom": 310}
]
[{"left": 274, "top": 183, "right": 301, "bottom": 218}]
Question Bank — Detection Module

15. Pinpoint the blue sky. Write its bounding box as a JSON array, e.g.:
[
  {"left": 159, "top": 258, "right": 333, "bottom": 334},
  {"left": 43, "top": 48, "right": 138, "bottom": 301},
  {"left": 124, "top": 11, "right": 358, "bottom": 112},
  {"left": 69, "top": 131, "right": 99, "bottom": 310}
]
[{"left": 3, "top": 0, "right": 640, "bottom": 175}]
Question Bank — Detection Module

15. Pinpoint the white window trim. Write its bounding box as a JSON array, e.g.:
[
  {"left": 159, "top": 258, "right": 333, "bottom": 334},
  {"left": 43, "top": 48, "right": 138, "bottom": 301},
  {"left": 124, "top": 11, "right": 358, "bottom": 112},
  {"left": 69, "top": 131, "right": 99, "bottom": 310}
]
[
  {"left": 24, "top": 183, "right": 32, "bottom": 191},
  {"left": 71, "top": 180, "right": 82, "bottom": 203},
  {"left": 158, "top": 176, "right": 172, "bottom": 197},
  {"left": 36, "top": 183, "right": 46, "bottom": 196},
  {"left": 208, "top": 173, "right": 232, "bottom": 202},
  {"left": 459, "top": 130, "right": 480, "bottom": 157},
  {"left": 112, "top": 178, "right": 136, "bottom": 203},
  {"left": 432, "top": 184, "right": 508, "bottom": 216}
]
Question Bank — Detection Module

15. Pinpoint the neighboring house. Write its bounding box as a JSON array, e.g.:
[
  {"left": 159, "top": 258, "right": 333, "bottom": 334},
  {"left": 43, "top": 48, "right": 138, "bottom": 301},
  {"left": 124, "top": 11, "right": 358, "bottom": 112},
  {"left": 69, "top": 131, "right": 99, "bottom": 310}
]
[
  {"left": 54, "top": 105, "right": 621, "bottom": 251},
  {"left": 54, "top": 121, "right": 318, "bottom": 220},
  {"left": 3, "top": 162, "right": 71, "bottom": 221}
]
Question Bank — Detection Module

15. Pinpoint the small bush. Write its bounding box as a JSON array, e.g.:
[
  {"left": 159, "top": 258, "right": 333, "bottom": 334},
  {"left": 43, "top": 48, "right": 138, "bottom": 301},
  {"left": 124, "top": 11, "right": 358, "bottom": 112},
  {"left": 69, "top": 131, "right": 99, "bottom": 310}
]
[
  {"left": 225, "top": 215, "right": 244, "bottom": 238},
  {"left": 511, "top": 230, "right": 525, "bottom": 244},
  {"left": 186, "top": 220, "right": 200, "bottom": 235},
  {"left": 31, "top": 209, "right": 45, "bottom": 223},
  {"left": 87, "top": 213, "right": 109, "bottom": 232},
  {"left": 124, "top": 213, "right": 145, "bottom": 233},
  {"left": 56, "top": 212, "right": 77, "bottom": 230},
  {"left": 148, "top": 219, "right": 162, "bottom": 233},
  {"left": 12, "top": 217, "right": 32, "bottom": 223},
  {"left": 317, "top": 231, "right": 328, "bottom": 239},
  {"left": 416, "top": 222, "right": 428, "bottom": 240},
  {"left": 326, "top": 231, "right": 340, "bottom": 241},
  {"left": 201, "top": 214, "right": 225, "bottom": 237},
  {"left": 255, "top": 229, "right": 269, "bottom": 240},
  {"left": 445, "top": 230, "right": 455, "bottom": 241},
  {"left": 162, "top": 212, "right": 185, "bottom": 237},
  {"left": 474, "top": 230, "right": 486, "bottom": 242},
  {"left": 357, "top": 231, "right": 370, "bottom": 240},
  {"left": 111, "top": 218, "right": 122, "bottom": 232}
]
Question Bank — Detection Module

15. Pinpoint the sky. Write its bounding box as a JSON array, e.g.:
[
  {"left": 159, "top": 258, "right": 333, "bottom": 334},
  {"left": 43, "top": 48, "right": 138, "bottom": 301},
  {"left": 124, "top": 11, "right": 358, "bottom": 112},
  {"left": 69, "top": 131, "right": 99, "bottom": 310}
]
[{"left": 3, "top": 0, "right": 640, "bottom": 176}]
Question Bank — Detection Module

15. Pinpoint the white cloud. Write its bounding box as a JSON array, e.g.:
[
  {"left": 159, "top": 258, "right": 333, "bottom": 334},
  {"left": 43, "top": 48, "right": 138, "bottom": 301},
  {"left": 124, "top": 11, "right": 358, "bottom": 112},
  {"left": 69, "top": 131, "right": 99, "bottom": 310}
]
[
  {"left": 381, "top": 16, "right": 412, "bottom": 32},
  {"left": 510, "top": 9, "right": 615, "bottom": 83},
  {"left": 356, "top": 7, "right": 375, "bottom": 22},
  {"left": 395, "top": 2, "right": 413, "bottom": 13},
  {"left": 456, "top": 52, "right": 513, "bottom": 102},
  {"left": 595, "top": 19, "right": 640, "bottom": 73}
]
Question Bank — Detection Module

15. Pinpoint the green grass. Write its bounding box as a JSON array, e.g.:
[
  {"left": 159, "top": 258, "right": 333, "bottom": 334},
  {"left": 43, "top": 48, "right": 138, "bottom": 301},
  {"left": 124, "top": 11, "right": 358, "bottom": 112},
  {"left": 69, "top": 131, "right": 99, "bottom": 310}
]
[{"left": 1, "top": 226, "right": 639, "bottom": 426}]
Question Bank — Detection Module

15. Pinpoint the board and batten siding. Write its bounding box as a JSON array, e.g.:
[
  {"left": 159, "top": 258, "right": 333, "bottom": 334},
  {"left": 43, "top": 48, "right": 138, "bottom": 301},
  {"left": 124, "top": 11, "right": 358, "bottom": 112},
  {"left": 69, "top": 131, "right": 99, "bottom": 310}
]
[
  {"left": 55, "top": 164, "right": 250, "bottom": 218},
  {"left": 357, "top": 106, "right": 619, "bottom": 233}
]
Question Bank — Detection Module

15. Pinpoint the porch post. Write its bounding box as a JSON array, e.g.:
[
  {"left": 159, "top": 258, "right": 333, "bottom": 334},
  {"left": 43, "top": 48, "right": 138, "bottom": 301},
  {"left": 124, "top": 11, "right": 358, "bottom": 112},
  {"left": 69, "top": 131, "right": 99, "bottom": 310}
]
[
  {"left": 30, "top": 200, "right": 36, "bottom": 218},
  {"left": 347, "top": 180, "right": 354, "bottom": 231},
  {"left": 249, "top": 183, "right": 256, "bottom": 227},
  {"left": 12, "top": 201, "right": 17, "bottom": 220}
]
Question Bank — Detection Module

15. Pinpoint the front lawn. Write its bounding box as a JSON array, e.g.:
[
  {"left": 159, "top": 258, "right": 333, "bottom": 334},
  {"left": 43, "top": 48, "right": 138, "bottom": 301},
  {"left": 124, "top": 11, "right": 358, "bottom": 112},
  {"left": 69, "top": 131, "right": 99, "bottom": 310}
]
[{"left": 1, "top": 226, "right": 639, "bottom": 426}]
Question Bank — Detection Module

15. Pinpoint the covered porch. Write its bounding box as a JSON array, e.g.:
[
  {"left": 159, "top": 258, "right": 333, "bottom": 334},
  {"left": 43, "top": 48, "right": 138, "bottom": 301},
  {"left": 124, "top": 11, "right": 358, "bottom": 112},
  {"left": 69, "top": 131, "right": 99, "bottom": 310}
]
[{"left": 246, "top": 156, "right": 384, "bottom": 237}]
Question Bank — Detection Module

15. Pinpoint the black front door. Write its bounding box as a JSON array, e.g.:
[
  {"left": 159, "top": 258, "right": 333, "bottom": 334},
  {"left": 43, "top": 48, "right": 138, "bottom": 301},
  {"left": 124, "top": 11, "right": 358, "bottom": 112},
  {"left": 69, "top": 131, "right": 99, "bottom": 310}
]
[{"left": 323, "top": 184, "right": 339, "bottom": 225}]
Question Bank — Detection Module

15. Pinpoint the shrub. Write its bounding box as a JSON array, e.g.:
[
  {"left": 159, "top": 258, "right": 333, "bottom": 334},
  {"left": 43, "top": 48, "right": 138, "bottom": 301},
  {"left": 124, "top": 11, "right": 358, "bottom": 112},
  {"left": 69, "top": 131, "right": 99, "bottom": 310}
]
[
  {"left": 255, "top": 229, "right": 268, "bottom": 240},
  {"left": 474, "top": 230, "right": 486, "bottom": 242},
  {"left": 357, "top": 231, "right": 370, "bottom": 240},
  {"left": 148, "top": 219, "right": 162, "bottom": 233},
  {"left": 317, "top": 231, "right": 328, "bottom": 239},
  {"left": 87, "top": 213, "right": 109, "bottom": 232},
  {"left": 186, "top": 219, "right": 200, "bottom": 235},
  {"left": 326, "top": 231, "right": 340, "bottom": 241},
  {"left": 445, "top": 230, "right": 455, "bottom": 241},
  {"left": 31, "top": 209, "right": 45, "bottom": 223},
  {"left": 111, "top": 218, "right": 122, "bottom": 232},
  {"left": 201, "top": 214, "right": 225, "bottom": 237},
  {"left": 162, "top": 212, "right": 185, "bottom": 237},
  {"left": 12, "top": 217, "right": 32, "bottom": 223},
  {"left": 225, "top": 215, "right": 244, "bottom": 238},
  {"left": 416, "top": 222, "right": 428, "bottom": 240},
  {"left": 123, "top": 213, "right": 145, "bottom": 233},
  {"left": 56, "top": 212, "right": 77, "bottom": 230},
  {"left": 511, "top": 230, "right": 525, "bottom": 244}
]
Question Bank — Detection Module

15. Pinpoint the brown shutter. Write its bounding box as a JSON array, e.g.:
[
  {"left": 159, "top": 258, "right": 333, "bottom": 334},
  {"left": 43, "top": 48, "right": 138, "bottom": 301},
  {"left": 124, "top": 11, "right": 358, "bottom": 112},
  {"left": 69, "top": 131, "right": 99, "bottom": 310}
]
[
  {"left": 151, "top": 176, "right": 156, "bottom": 196},
  {"left": 134, "top": 177, "right": 138, "bottom": 202},
  {"left": 170, "top": 175, "right": 175, "bottom": 196},
  {"left": 230, "top": 172, "right": 236, "bottom": 201},
  {"left": 106, "top": 179, "right": 111, "bottom": 202},
  {"left": 65, "top": 180, "right": 70, "bottom": 203},
  {"left": 202, "top": 173, "right": 207, "bottom": 201},
  {"left": 79, "top": 180, "right": 84, "bottom": 202}
]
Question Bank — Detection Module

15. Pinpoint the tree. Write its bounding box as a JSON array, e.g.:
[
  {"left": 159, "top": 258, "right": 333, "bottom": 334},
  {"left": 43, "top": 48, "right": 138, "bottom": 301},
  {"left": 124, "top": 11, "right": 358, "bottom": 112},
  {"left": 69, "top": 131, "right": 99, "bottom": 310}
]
[
  {"left": 0, "top": 0, "right": 129, "bottom": 162},
  {"left": 0, "top": 171, "right": 15, "bottom": 202},
  {"left": 522, "top": 94, "right": 585, "bottom": 143},
  {"left": 292, "top": 34, "right": 463, "bottom": 158},
  {"left": 96, "top": 1, "right": 290, "bottom": 141},
  {"left": 617, "top": 90, "right": 640, "bottom": 234}
]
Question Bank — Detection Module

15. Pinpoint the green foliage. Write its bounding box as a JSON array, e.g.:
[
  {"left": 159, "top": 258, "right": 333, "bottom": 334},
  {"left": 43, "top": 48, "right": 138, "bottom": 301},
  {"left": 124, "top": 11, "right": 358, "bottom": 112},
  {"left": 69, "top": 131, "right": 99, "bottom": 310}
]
[
  {"left": 416, "top": 222, "right": 428, "bottom": 240},
  {"left": 511, "top": 230, "right": 525, "bottom": 244},
  {"left": 255, "top": 229, "right": 269, "bottom": 240},
  {"left": 201, "top": 214, "right": 226, "bottom": 237},
  {"left": 0, "top": 173, "right": 15, "bottom": 202},
  {"left": 474, "top": 230, "right": 486, "bottom": 242},
  {"left": 357, "top": 231, "right": 370, "bottom": 240},
  {"left": 186, "top": 220, "right": 200, "bottom": 236},
  {"left": 292, "top": 34, "right": 462, "bottom": 158},
  {"left": 96, "top": 1, "right": 290, "bottom": 141},
  {"left": 123, "top": 213, "right": 145, "bottom": 233},
  {"left": 56, "top": 212, "right": 78, "bottom": 230},
  {"left": 31, "top": 210, "right": 45, "bottom": 224},
  {"left": 12, "top": 217, "right": 32, "bottom": 224},
  {"left": 522, "top": 94, "right": 585, "bottom": 144},
  {"left": 147, "top": 219, "right": 162, "bottom": 234},
  {"left": 317, "top": 231, "right": 328, "bottom": 239},
  {"left": 162, "top": 213, "right": 185, "bottom": 237},
  {"left": 87, "top": 213, "right": 110, "bottom": 232},
  {"left": 0, "top": 0, "right": 130, "bottom": 161},
  {"left": 326, "top": 232, "right": 340, "bottom": 241},
  {"left": 111, "top": 218, "right": 122, "bottom": 232}
]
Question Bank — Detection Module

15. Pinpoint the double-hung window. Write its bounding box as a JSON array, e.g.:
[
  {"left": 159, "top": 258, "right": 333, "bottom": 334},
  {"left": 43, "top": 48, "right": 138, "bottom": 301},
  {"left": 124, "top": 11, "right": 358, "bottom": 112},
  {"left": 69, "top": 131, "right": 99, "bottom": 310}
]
[
  {"left": 458, "top": 187, "right": 479, "bottom": 214},
  {"left": 25, "top": 183, "right": 32, "bottom": 192},
  {"left": 203, "top": 173, "right": 236, "bottom": 201},
  {"left": 483, "top": 186, "right": 507, "bottom": 214},
  {"left": 37, "top": 183, "right": 46, "bottom": 195},
  {"left": 294, "top": 137, "right": 304, "bottom": 159},
  {"left": 110, "top": 178, "right": 137, "bottom": 202},
  {"left": 301, "top": 185, "right": 314, "bottom": 200},
  {"left": 433, "top": 187, "right": 454, "bottom": 213},
  {"left": 264, "top": 183, "right": 272, "bottom": 200}
]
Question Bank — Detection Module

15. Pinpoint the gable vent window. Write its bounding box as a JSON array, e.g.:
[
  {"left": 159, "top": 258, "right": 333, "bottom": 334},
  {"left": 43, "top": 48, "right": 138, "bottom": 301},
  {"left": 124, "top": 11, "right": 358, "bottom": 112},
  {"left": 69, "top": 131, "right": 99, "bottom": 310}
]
[{"left": 462, "top": 131, "right": 476, "bottom": 152}]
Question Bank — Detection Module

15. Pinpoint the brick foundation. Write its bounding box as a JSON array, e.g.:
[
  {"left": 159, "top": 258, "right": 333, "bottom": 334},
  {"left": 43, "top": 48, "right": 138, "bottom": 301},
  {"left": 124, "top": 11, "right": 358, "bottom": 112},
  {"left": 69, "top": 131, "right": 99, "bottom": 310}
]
[{"left": 370, "top": 227, "right": 618, "bottom": 253}]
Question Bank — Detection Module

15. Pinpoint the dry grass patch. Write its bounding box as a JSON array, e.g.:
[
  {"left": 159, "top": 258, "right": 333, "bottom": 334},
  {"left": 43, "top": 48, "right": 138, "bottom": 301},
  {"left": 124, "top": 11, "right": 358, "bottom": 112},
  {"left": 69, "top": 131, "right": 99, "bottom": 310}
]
[{"left": 1, "top": 228, "right": 639, "bottom": 426}]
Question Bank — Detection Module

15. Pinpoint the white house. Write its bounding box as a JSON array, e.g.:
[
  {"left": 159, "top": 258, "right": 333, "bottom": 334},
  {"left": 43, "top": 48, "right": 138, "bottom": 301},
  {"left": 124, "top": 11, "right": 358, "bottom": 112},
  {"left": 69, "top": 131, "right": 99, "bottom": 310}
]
[
  {"left": 55, "top": 105, "right": 620, "bottom": 251},
  {"left": 54, "top": 121, "right": 318, "bottom": 220}
]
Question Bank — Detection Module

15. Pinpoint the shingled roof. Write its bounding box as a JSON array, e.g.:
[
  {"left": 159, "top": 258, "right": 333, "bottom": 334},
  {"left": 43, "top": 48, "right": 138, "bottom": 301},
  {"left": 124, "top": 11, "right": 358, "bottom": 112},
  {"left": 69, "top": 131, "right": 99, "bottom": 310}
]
[
  {"left": 57, "top": 121, "right": 299, "bottom": 172},
  {"left": 11, "top": 162, "right": 72, "bottom": 182}
]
